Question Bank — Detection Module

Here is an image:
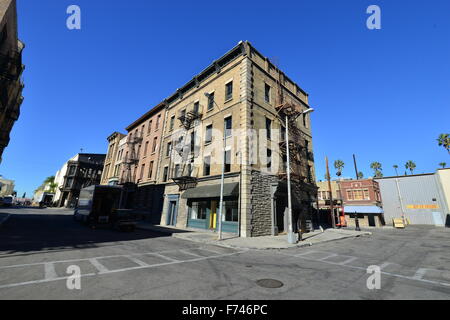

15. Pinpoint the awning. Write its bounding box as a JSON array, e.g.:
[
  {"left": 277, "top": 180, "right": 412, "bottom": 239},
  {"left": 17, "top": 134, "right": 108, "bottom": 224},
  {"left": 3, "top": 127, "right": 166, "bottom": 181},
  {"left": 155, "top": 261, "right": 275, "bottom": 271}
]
[
  {"left": 344, "top": 205, "right": 384, "bottom": 214},
  {"left": 181, "top": 183, "right": 239, "bottom": 199}
]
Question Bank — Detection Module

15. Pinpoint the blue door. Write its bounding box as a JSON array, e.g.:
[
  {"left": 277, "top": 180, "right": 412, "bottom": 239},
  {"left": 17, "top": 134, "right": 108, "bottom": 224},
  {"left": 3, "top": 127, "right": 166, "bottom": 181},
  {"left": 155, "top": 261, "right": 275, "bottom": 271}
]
[{"left": 166, "top": 195, "right": 179, "bottom": 226}]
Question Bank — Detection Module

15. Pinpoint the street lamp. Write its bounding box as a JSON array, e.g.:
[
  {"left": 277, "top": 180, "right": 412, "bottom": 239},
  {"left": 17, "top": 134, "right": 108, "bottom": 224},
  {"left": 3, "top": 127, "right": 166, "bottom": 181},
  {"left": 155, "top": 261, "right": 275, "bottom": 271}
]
[
  {"left": 285, "top": 107, "right": 314, "bottom": 244},
  {"left": 204, "top": 93, "right": 226, "bottom": 240}
]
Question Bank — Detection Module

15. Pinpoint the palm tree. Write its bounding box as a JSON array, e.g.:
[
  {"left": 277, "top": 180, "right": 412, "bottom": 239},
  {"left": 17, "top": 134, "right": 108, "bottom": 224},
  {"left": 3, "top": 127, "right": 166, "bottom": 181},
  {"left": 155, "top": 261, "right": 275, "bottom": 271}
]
[
  {"left": 357, "top": 171, "right": 364, "bottom": 179},
  {"left": 370, "top": 162, "right": 383, "bottom": 178},
  {"left": 393, "top": 165, "right": 399, "bottom": 176},
  {"left": 439, "top": 162, "right": 447, "bottom": 169},
  {"left": 405, "top": 160, "right": 416, "bottom": 175},
  {"left": 437, "top": 133, "right": 450, "bottom": 154},
  {"left": 334, "top": 160, "right": 345, "bottom": 177}
]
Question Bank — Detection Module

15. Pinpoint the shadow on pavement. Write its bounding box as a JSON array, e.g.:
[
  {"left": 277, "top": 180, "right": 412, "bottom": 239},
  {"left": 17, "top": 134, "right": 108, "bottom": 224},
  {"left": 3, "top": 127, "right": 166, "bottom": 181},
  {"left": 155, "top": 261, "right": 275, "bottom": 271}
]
[{"left": 0, "top": 211, "right": 191, "bottom": 256}]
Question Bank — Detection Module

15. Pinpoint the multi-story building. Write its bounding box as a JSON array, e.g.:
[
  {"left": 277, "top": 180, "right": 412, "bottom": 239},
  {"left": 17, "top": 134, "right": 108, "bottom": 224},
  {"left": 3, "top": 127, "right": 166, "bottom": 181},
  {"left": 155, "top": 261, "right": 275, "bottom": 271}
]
[
  {"left": 0, "top": 175, "right": 14, "bottom": 196},
  {"left": 0, "top": 0, "right": 25, "bottom": 163},
  {"left": 156, "top": 41, "right": 317, "bottom": 237},
  {"left": 100, "top": 132, "right": 127, "bottom": 186},
  {"left": 339, "top": 178, "right": 384, "bottom": 227},
  {"left": 53, "top": 153, "right": 106, "bottom": 207}
]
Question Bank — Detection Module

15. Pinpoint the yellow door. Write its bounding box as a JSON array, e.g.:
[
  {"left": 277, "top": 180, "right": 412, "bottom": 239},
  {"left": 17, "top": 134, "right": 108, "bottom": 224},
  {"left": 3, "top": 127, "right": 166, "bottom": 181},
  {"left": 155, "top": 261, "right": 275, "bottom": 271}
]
[{"left": 210, "top": 201, "right": 217, "bottom": 229}]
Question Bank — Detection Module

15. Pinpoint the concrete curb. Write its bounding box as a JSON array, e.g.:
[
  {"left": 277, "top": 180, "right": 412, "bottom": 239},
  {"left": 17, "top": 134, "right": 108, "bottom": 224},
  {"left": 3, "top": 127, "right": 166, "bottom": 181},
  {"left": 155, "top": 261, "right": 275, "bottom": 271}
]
[
  {"left": 136, "top": 223, "right": 372, "bottom": 251},
  {"left": 0, "top": 214, "right": 11, "bottom": 228}
]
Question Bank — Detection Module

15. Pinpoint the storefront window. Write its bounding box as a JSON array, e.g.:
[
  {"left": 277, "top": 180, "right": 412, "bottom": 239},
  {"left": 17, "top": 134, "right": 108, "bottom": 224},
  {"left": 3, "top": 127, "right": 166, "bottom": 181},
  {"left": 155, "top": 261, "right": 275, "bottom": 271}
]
[
  {"left": 190, "top": 201, "right": 208, "bottom": 220},
  {"left": 223, "top": 200, "right": 238, "bottom": 222}
]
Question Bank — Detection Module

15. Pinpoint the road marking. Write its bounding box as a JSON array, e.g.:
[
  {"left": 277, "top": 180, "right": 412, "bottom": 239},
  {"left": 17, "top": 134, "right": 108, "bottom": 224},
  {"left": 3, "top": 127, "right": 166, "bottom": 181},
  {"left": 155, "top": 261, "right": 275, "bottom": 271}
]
[
  {"left": 379, "top": 262, "right": 393, "bottom": 270},
  {"left": 281, "top": 250, "right": 450, "bottom": 288},
  {"left": 294, "top": 250, "right": 318, "bottom": 257},
  {"left": 126, "top": 256, "right": 150, "bottom": 267},
  {"left": 334, "top": 256, "right": 358, "bottom": 266},
  {"left": 89, "top": 259, "right": 109, "bottom": 274},
  {"left": 318, "top": 254, "right": 339, "bottom": 261},
  {"left": 44, "top": 263, "right": 58, "bottom": 280},
  {"left": 0, "top": 249, "right": 245, "bottom": 290},
  {"left": 149, "top": 253, "right": 179, "bottom": 262},
  {"left": 179, "top": 250, "right": 203, "bottom": 258}
]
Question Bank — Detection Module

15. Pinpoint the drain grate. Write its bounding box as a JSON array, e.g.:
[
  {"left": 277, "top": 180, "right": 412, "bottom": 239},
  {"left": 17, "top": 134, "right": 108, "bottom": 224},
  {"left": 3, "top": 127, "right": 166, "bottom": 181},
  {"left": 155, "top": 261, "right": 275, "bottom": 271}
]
[{"left": 256, "top": 279, "right": 284, "bottom": 288}]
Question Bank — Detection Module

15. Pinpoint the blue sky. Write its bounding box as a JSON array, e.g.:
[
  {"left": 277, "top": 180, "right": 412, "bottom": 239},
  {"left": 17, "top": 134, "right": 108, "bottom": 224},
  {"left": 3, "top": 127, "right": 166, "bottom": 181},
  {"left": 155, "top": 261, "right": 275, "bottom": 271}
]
[{"left": 1, "top": 0, "right": 449, "bottom": 196}]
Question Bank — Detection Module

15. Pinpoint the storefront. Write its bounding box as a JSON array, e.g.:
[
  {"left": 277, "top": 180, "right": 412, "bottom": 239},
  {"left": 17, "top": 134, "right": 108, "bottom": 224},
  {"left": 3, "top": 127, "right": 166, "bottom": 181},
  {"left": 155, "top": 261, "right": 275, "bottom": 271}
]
[{"left": 183, "top": 183, "right": 239, "bottom": 234}]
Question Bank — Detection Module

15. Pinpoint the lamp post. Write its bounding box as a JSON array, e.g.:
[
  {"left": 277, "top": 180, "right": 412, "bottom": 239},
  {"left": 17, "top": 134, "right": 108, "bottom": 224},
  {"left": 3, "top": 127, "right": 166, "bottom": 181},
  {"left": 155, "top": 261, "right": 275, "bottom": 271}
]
[
  {"left": 205, "top": 93, "right": 226, "bottom": 240},
  {"left": 285, "top": 108, "right": 314, "bottom": 244}
]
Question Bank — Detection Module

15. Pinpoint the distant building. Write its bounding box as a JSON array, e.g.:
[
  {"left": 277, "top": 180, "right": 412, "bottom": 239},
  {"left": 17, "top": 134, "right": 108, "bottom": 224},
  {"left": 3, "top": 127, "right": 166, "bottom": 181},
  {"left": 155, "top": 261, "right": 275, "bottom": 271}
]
[
  {"left": 100, "top": 132, "right": 127, "bottom": 186},
  {"left": 339, "top": 178, "right": 384, "bottom": 227},
  {"left": 375, "top": 169, "right": 450, "bottom": 227},
  {"left": 316, "top": 180, "right": 343, "bottom": 226},
  {"left": 0, "top": 175, "right": 14, "bottom": 196},
  {"left": 53, "top": 153, "right": 106, "bottom": 207},
  {"left": 0, "top": 0, "right": 25, "bottom": 163}
]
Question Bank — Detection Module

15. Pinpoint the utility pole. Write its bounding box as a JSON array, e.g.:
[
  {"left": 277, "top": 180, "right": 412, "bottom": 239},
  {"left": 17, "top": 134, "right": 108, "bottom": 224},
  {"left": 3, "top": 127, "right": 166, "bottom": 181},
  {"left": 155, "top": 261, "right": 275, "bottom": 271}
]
[
  {"left": 353, "top": 154, "right": 359, "bottom": 180},
  {"left": 326, "top": 157, "right": 335, "bottom": 228}
]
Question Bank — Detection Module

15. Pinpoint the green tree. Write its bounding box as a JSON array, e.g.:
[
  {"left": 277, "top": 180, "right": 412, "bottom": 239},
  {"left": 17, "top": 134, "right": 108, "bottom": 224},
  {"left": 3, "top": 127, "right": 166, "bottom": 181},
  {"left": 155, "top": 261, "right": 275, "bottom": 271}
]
[
  {"left": 437, "top": 133, "right": 450, "bottom": 154},
  {"left": 334, "top": 160, "right": 345, "bottom": 177},
  {"left": 439, "top": 162, "right": 447, "bottom": 169},
  {"left": 357, "top": 171, "right": 364, "bottom": 179},
  {"left": 393, "top": 165, "right": 399, "bottom": 176},
  {"left": 370, "top": 162, "right": 383, "bottom": 178},
  {"left": 405, "top": 160, "right": 416, "bottom": 175}
]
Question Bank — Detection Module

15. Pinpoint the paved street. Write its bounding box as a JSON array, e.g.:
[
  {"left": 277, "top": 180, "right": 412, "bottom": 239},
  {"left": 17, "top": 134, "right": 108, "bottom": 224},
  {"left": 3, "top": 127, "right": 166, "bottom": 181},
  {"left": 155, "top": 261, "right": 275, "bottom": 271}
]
[{"left": 0, "top": 207, "right": 450, "bottom": 299}]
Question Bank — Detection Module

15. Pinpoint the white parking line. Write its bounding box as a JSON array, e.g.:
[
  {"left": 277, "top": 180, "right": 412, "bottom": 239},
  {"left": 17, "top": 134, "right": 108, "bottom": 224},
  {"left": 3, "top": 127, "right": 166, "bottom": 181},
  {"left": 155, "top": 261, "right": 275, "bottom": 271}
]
[
  {"left": 179, "top": 250, "right": 203, "bottom": 258},
  {"left": 281, "top": 250, "right": 450, "bottom": 288},
  {"left": 126, "top": 256, "right": 150, "bottom": 267},
  {"left": 0, "top": 247, "right": 245, "bottom": 290},
  {"left": 89, "top": 259, "right": 109, "bottom": 274},
  {"left": 44, "top": 263, "right": 58, "bottom": 280}
]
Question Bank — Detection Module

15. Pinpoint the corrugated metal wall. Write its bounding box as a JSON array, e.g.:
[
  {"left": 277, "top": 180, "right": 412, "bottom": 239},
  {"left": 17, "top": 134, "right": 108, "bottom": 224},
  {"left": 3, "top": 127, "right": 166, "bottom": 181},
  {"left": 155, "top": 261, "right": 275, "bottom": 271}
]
[{"left": 377, "top": 174, "right": 447, "bottom": 226}]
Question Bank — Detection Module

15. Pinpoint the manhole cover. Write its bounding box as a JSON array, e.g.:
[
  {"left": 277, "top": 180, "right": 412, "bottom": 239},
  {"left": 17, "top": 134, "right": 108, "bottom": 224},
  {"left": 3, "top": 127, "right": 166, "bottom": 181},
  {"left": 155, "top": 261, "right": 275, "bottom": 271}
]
[{"left": 256, "top": 279, "right": 284, "bottom": 288}]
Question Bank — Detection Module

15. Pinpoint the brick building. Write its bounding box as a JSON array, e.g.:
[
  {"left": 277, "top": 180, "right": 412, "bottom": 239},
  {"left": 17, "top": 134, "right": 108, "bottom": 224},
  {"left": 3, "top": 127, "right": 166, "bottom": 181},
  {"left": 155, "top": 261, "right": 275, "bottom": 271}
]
[
  {"left": 0, "top": 0, "right": 24, "bottom": 163},
  {"left": 339, "top": 179, "right": 384, "bottom": 227}
]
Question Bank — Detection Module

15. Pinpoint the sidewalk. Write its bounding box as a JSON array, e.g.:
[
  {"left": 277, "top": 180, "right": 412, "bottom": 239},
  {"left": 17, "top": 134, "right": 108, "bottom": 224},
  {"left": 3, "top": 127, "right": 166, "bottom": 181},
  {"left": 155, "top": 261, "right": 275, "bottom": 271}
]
[{"left": 136, "top": 222, "right": 371, "bottom": 250}]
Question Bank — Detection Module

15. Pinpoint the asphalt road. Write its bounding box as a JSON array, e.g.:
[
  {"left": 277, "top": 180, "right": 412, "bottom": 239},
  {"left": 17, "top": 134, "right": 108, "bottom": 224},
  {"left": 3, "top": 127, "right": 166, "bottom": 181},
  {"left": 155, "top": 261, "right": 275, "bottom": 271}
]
[{"left": 0, "top": 207, "right": 450, "bottom": 300}]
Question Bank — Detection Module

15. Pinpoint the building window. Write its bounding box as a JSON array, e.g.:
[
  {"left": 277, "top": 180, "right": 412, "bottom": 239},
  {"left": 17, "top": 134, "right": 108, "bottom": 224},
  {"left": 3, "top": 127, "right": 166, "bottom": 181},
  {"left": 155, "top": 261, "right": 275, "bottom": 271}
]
[
  {"left": 267, "top": 148, "right": 272, "bottom": 170},
  {"left": 189, "top": 201, "right": 208, "bottom": 220},
  {"left": 170, "top": 115, "right": 175, "bottom": 131},
  {"left": 207, "top": 92, "right": 215, "bottom": 111},
  {"left": 174, "top": 164, "right": 180, "bottom": 178},
  {"left": 140, "top": 164, "right": 145, "bottom": 180},
  {"left": 225, "top": 150, "right": 231, "bottom": 173},
  {"left": 152, "top": 137, "right": 157, "bottom": 152},
  {"left": 144, "top": 141, "right": 149, "bottom": 155},
  {"left": 347, "top": 190, "right": 353, "bottom": 200},
  {"left": 303, "top": 113, "right": 307, "bottom": 128},
  {"left": 205, "top": 124, "right": 213, "bottom": 144},
  {"left": 264, "top": 84, "right": 271, "bottom": 103},
  {"left": 224, "top": 116, "right": 232, "bottom": 138},
  {"left": 224, "top": 200, "right": 238, "bottom": 222},
  {"left": 156, "top": 115, "right": 161, "bottom": 128},
  {"left": 148, "top": 120, "right": 152, "bottom": 133},
  {"left": 166, "top": 142, "right": 172, "bottom": 157},
  {"left": 363, "top": 189, "right": 370, "bottom": 200},
  {"left": 180, "top": 109, "right": 186, "bottom": 120},
  {"left": 190, "top": 131, "right": 195, "bottom": 153},
  {"left": 163, "top": 166, "right": 169, "bottom": 182},
  {"left": 141, "top": 125, "right": 145, "bottom": 136},
  {"left": 266, "top": 117, "right": 272, "bottom": 140},
  {"left": 68, "top": 166, "right": 76, "bottom": 176},
  {"left": 193, "top": 101, "right": 200, "bottom": 114},
  {"left": 136, "top": 144, "right": 141, "bottom": 158},
  {"left": 225, "top": 81, "right": 233, "bottom": 101},
  {"left": 204, "top": 156, "right": 211, "bottom": 176},
  {"left": 148, "top": 161, "right": 154, "bottom": 179}
]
